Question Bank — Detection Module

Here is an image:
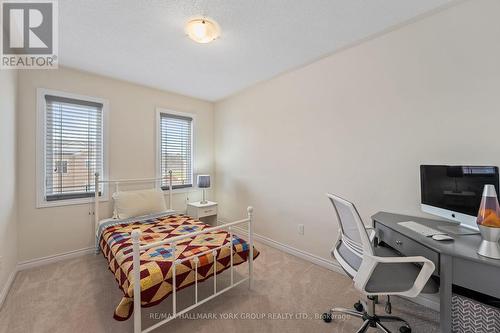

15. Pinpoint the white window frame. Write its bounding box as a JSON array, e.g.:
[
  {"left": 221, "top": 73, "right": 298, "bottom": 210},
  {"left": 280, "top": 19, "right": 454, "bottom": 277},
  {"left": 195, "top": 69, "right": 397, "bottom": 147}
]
[
  {"left": 36, "top": 88, "right": 109, "bottom": 208},
  {"left": 155, "top": 108, "right": 196, "bottom": 193}
]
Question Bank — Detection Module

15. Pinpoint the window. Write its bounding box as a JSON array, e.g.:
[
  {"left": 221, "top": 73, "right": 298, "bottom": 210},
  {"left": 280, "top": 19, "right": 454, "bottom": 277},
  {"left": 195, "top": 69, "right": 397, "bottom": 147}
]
[
  {"left": 158, "top": 111, "right": 193, "bottom": 190},
  {"left": 37, "top": 90, "right": 108, "bottom": 206},
  {"left": 55, "top": 160, "right": 68, "bottom": 174}
]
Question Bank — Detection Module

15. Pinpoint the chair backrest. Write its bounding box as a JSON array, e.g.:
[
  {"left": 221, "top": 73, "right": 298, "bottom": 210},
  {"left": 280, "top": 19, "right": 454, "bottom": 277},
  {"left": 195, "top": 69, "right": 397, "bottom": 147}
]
[{"left": 327, "top": 193, "right": 373, "bottom": 276}]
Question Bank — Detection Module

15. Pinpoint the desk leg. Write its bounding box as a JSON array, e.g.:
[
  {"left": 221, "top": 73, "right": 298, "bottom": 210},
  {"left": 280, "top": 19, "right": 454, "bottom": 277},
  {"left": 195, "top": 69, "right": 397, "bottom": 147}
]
[{"left": 440, "top": 254, "right": 453, "bottom": 333}]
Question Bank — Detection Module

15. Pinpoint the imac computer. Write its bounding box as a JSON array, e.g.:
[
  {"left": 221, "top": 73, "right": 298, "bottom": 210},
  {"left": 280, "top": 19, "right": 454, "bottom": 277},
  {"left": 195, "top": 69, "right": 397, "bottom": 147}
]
[{"left": 420, "top": 165, "right": 499, "bottom": 232}]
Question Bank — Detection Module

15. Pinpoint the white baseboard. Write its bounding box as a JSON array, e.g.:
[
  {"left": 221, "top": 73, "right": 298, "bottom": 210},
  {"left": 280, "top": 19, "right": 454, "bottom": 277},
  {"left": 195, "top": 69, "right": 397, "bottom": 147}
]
[
  {"left": 255, "top": 233, "right": 344, "bottom": 273},
  {"left": 404, "top": 292, "right": 440, "bottom": 312},
  {"left": 231, "top": 226, "right": 343, "bottom": 274},
  {"left": 0, "top": 270, "right": 17, "bottom": 309},
  {"left": 231, "top": 226, "right": 439, "bottom": 312},
  {"left": 10, "top": 228, "right": 439, "bottom": 312},
  {"left": 0, "top": 247, "right": 95, "bottom": 309},
  {"left": 17, "top": 247, "right": 95, "bottom": 271}
]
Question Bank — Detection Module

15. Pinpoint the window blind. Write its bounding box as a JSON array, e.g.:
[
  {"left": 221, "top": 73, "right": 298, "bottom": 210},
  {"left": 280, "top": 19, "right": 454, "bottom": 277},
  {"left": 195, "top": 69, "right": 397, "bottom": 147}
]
[
  {"left": 45, "top": 95, "right": 103, "bottom": 201},
  {"left": 160, "top": 113, "right": 193, "bottom": 189}
]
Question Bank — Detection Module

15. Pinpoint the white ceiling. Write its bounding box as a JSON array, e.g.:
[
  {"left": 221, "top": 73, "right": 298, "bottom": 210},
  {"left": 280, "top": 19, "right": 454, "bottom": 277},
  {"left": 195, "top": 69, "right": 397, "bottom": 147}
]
[{"left": 59, "top": 0, "right": 453, "bottom": 101}]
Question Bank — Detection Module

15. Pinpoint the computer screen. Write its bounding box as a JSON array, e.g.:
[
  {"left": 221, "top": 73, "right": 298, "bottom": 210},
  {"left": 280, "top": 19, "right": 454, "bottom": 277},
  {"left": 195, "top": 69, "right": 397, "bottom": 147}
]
[{"left": 420, "top": 165, "right": 499, "bottom": 217}]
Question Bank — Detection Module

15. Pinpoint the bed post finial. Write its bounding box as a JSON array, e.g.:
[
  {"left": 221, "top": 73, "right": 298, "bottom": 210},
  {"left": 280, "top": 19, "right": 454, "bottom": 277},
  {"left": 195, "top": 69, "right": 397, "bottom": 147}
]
[
  {"left": 131, "top": 229, "right": 142, "bottom": 333},
  {"left": 131, "top": 230, "right": 141, "bottom": 242},
  {"left": 247, "top": 206, "right": 254, "bottom": 290}
]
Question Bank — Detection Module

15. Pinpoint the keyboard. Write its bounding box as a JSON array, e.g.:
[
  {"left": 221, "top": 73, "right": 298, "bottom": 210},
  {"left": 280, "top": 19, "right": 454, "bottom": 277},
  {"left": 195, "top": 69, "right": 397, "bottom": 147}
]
[{"left": 398, "top": 221, "right": 446, "bottom": 237}]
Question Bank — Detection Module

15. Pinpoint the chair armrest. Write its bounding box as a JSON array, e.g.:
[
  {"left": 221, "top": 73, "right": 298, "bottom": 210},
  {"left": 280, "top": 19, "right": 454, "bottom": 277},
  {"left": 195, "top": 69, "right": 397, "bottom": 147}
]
[
  {"left": 354, "top": 254, "right": 435, "bottom": 298},
  {"left": 365, "top": 226, "right": 375, "bottom": 242}
]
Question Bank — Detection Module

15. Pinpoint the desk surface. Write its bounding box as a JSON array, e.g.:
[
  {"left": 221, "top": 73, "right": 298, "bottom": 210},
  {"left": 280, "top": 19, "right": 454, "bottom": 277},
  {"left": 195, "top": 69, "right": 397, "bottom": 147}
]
[
  {"left": 373, "top": 211, "right": 500, "bottom": 332},
  {"left": 372, "top": 211, "right": 500, "bottom": 268}
]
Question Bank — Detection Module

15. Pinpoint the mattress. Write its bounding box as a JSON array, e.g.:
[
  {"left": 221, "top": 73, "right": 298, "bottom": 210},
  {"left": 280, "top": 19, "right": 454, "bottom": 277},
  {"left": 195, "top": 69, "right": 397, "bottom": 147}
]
[
  {"left": 99, "top": 213, "right": 259, "bottom": 320},
  {"left": 95, "top": 210, "right": 176, "bottom": 249}
]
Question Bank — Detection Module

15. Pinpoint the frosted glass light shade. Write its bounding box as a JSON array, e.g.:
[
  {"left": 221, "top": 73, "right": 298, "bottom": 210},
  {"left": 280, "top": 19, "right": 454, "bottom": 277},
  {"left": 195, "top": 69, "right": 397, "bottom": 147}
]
[{"left": 185, "top": 18, "right": 220, "bottom": 44}]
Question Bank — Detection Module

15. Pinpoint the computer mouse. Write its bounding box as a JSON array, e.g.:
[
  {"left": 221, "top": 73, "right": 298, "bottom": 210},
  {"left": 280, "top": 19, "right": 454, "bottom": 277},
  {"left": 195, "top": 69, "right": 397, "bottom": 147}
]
[{"left": 432, "top": 234, "right": 454, "bottom": 241}]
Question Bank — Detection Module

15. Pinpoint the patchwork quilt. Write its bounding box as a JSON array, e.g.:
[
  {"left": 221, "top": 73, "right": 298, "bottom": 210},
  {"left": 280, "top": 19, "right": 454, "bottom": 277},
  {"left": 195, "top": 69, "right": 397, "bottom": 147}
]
[{"left": 99, "top": 214, "right": 259, "bottom": 320}]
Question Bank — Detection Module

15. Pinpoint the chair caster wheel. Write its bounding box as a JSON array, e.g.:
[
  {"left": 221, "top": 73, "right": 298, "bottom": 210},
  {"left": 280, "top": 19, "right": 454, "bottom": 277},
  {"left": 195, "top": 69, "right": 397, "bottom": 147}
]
[
  {"left": 322, "top": 312, "right": 332, "bottom": 323},
  {"left": 399, "top": 326, "right": 411, "bottom": 333},
  {"left": 353, "top": 301, "right": 364, "bottom": 312}
]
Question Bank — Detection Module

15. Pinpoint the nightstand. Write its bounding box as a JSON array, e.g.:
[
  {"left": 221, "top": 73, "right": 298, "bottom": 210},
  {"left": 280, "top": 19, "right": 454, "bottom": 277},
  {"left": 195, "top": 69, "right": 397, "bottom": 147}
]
[{"left": 187, "top": 201, "right": 218, "bottom": 226}]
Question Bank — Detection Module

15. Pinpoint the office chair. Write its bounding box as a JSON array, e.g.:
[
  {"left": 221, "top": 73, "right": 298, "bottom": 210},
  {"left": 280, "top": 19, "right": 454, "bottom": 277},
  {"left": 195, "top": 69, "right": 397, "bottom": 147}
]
[{"left": 323, "top": 193, "right": 438, "bottom": 333}]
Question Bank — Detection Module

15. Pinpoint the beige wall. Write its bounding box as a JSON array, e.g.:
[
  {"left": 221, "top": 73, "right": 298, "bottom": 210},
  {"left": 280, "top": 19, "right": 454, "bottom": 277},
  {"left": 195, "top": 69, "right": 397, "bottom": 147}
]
[
  {"left": 17, "top": 67, "right": 214, "bottom": 262},
  {"left": 0, "top": 70, "right": 18, "bottom": 299},
  {"left": 214, "top": 0, "right": 500, "bottom": 260}
]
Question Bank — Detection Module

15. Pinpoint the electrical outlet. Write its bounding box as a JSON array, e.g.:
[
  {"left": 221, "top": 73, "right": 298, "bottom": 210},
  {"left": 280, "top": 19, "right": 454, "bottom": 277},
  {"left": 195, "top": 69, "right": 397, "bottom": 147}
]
[{"left": 298, "top": 224, "right": 304, "bottom": 235}]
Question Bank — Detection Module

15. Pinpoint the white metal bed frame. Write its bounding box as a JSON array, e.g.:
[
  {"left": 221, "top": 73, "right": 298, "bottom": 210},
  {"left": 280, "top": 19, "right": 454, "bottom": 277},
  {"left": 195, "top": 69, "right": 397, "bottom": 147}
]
[{"left": 93, "top": 172, "right": 254, "bottom": 333}]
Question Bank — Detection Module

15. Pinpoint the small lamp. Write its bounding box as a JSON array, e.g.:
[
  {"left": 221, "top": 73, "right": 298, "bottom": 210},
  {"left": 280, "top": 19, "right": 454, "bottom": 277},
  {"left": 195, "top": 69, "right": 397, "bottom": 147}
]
[
  {"left": 197, "top": 175, "right": 211, "bottom": 204},
  {"left": 476, "top": 184, "right": 500, "bottom": 259}
]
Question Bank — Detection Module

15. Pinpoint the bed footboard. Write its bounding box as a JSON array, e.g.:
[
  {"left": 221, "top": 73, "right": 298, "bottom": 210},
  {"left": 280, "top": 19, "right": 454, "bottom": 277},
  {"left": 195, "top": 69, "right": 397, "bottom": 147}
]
[{"left": 131, "top": 207, "right": 255, "bottom": 333}]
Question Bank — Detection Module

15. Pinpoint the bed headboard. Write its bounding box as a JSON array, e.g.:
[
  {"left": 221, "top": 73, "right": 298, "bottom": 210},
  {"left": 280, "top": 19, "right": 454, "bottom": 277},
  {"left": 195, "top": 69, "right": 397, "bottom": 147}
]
[{"left": 94, "top": 170, "right": 173, "bottom": 235}]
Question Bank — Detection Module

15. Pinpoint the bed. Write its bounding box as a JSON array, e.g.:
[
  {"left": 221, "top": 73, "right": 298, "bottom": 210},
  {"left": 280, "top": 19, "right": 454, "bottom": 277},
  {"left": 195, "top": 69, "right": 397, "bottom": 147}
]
[{"left": 94, "top": 172, "right": 258, "bottom": 333}]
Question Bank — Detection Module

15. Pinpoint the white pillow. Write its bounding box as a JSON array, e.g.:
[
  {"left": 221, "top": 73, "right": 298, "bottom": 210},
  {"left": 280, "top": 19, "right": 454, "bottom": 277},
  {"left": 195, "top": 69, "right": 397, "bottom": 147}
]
[{"left": 112, "top": 189, "right": 167, "bottom": 219}]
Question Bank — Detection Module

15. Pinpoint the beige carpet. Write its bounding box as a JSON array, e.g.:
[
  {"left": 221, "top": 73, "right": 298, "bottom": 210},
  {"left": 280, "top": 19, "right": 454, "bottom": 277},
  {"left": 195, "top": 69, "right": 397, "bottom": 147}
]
[{"left": 0, "top": 242, "right": 439, "bottom": 333}]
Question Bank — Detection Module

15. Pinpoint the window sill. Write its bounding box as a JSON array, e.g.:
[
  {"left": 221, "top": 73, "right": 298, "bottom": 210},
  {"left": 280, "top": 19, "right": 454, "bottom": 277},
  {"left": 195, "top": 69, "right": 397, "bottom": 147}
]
[
  {"left": 35, "top": 188, "right": 201, "bottom": 208},
  {"left": 36, "top": 195, "right": 109, "bottom": 209},
  {"left": 162, "top": 187, "right": 199, "bottom": 195}
]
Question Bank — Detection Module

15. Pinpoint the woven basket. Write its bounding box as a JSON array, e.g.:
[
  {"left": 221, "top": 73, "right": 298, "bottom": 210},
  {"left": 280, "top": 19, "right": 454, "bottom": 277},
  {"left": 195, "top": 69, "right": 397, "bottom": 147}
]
[{"left": 451, "top": 293, "right": 500, "bottom": 333}]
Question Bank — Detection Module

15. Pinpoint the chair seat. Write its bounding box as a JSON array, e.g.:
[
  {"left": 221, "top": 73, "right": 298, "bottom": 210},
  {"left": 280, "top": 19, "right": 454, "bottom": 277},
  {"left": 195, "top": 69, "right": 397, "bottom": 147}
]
[{"left": 365, "top": 245, "right": 439, "bottom": 294}]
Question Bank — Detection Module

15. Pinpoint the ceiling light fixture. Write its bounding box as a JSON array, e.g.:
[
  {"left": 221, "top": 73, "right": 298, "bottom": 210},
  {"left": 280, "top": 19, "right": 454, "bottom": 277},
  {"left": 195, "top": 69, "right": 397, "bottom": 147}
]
[{"left": 185, "top": 17, "right": 220, "bottom": 44}]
